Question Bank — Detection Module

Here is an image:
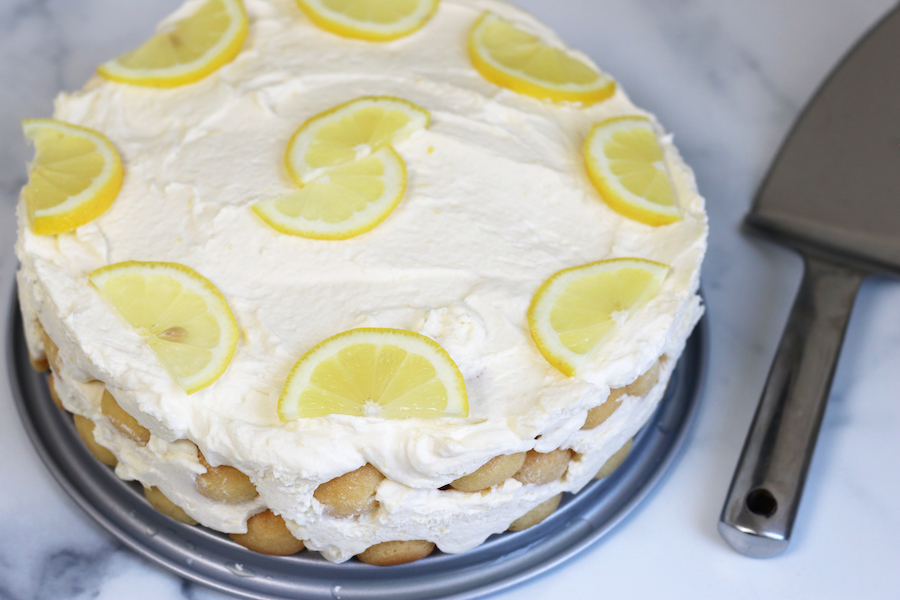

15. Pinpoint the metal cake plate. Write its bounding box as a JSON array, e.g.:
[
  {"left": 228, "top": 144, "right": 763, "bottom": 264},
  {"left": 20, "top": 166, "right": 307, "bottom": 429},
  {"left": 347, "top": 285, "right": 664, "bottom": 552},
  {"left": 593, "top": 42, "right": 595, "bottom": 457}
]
[{"left": 6, "top": 290, "right": 707, "bottom": 600}]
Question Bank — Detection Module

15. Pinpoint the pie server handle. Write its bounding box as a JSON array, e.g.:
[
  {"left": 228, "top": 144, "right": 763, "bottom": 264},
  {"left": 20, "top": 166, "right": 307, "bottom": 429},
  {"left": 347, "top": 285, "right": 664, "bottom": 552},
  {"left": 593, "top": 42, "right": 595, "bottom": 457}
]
[{"left": 718, "top": 254, "right": 865, "bottom": 557}]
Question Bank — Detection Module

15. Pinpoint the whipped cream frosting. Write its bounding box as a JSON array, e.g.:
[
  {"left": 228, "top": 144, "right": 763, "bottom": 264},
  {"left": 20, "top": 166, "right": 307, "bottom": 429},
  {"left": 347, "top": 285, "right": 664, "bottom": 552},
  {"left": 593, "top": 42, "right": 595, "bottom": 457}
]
[{"left": 15, "top": 0, "right": 706, "bottom": 562}]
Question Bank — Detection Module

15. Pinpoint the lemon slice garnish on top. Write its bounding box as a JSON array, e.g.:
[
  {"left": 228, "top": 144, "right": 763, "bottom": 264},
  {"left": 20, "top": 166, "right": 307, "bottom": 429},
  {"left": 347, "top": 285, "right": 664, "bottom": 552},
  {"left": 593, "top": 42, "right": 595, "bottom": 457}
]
[
  {"left": 21, "top": 119, "right": 123, "bottom": 236},
  {"left": 528, "top": 258, "right": 669, "bottom": 377},
  {"left": 255, "top": 151, "right": 408, "bottom": 239},
  {"left": 584, "top": 116, "right": 681, "bottom": 226},
  {"left": 468, "top": 12, "right": 616, "bottom": 105},
  {"left": 90, "top": 261, "right": 240, "bottom": 394},
  {"left": 97, "top": 0, "right": 248, "bottom": 88},
  {"left": 295, "top": 0, "right": 439, "bottom": 41},
  {"left": 253, "top": 96, "right": 430, "bottom": 240},
  {"left": 284, "top": 96, "right": 430, "bottom": 182},
  {"left": 277, "top": 328, "right": 468, "bottom": 420}
]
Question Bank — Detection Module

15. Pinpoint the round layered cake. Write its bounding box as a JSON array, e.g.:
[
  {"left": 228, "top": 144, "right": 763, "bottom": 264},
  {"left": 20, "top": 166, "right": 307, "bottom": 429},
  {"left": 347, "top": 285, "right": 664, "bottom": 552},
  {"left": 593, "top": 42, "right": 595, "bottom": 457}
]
[{"left": 15, "top": 0, "right": 706, "bottom": 563}]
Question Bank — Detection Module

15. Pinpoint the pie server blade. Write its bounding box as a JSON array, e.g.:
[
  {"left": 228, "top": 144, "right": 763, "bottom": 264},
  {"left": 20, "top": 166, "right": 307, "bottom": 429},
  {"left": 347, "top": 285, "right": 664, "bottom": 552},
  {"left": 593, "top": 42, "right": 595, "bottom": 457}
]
[{"left": 719, "top": 4, "right": 900, "bottom": 558}]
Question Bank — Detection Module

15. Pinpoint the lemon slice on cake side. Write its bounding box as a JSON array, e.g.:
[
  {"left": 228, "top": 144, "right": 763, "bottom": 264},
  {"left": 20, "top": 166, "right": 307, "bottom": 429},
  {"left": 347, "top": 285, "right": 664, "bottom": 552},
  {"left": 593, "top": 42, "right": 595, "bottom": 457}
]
[
  {"left": 253, "top": 96, "right": 430, "bottom": 240},
  {"left": 90, "top": 262, "right": 240, "bottom": 394},
  {"left": 21, "top": 119, "right": 123, "bottom": 236},
  {"left": 97, "top": 0, "right": 248, "bottom": 87},
  {"left": 277, "top": 328, "right": 468, "bottom": 420},
  {"left": 468, "top": 12, "right": 616, "bottom": 105},
  {"left": 295, "top": 0, "right": 439, "bottom": 41},
  {"left": 585, "top": 116, "right": 681, "bottom": 226},
  {"left": 528, "top": 258, "right": 670, "bottom": 377}
]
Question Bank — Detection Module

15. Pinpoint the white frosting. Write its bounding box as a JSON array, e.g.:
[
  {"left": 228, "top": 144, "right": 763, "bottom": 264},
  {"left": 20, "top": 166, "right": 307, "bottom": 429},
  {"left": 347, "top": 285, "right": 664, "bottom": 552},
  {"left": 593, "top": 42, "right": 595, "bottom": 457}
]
[{"left": 15, "top": 0, "right": 706, "bottom": 562}]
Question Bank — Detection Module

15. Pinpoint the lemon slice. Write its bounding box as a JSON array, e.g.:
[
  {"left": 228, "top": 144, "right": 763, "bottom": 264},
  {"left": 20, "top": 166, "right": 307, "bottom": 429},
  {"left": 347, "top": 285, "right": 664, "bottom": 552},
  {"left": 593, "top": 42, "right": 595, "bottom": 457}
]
[
  {"left": 254, "top": 96, "right": 429, "bottom": 240},
  {"left": 468, "top": 12, "right": 616, "bottom": 105},
  {"left": 584, "top": 116, "right": 681, "bottom": 226},
  {"left": 21, "top": 119, "right": 123, "bottom": 236},
  {"left": 277, "top": 328, "right": 467, "bottom": 420},
  {"left": 296, "top": 0, "right": 439, "bottom": 41},
  {"left": 253, "top": 149, "right": 406, "bottom": 239},
  {"left": 528, "top": 258, "right": 669, "bottom": 377},
  {"left": 285, "top": 96, "right": 430, "bottom": 183},
  {"left": 97, "top": 0, "right": 248, "bottom": 87},
  {"left": 90, "top": 261, "right": 239, "bottom": 394}
]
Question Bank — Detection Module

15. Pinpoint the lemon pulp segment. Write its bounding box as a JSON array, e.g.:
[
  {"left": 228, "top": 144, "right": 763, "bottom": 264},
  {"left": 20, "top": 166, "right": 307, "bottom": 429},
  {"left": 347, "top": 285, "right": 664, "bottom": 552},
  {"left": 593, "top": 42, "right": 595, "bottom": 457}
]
[
  {"left": 468, "top": 12, "right": 615, "bottom": 104},
  {"left": 254, "top": 96, "right": 429, "bottom": 239},
  {"left": 277, "top": 328, "right": 468, "bottom": 420},
  {"left": 21, "top": 119, "right": 123, "bottom": 236},
  {"left": 97, "top": 0, "right": 248, "bottom": 87},
  {"left": 585, "top": 116, "right": 680, "bottom": 226},
  {"left": 296, "top": 0, "right": 439, "bottom": 41},
  {"left": 89, "top": 262, "right": 239, "bottom": 394},
  {"left": 528, "top": 259, "right": 669, "bottom": 376}
]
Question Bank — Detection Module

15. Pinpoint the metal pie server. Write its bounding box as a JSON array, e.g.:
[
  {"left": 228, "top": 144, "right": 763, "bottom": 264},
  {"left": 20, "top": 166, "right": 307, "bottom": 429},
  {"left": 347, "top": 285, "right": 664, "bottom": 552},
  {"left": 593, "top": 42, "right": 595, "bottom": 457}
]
[{"left": 719, "top": 4, "right": 900, "bottom": 558}]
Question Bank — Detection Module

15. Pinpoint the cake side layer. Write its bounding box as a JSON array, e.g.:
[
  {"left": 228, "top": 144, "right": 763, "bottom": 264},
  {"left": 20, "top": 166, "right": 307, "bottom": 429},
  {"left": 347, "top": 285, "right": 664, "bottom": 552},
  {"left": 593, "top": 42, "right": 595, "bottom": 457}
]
[{"left": 45, "top": 335, "right": 696, "bottom": 561}]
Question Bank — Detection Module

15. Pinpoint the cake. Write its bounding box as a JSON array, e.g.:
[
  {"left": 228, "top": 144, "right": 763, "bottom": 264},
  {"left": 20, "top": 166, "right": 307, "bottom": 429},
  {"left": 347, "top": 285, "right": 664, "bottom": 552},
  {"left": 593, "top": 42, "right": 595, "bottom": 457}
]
[{"left": 14, "top": 0, "right": 707, "bottom": 564}]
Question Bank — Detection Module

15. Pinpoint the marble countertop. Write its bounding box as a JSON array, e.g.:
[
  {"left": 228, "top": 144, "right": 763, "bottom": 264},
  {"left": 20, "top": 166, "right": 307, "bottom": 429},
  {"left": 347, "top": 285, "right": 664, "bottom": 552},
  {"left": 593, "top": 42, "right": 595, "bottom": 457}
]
[{"left": 2, "top": 0, "right": 899, "bottom": 598}]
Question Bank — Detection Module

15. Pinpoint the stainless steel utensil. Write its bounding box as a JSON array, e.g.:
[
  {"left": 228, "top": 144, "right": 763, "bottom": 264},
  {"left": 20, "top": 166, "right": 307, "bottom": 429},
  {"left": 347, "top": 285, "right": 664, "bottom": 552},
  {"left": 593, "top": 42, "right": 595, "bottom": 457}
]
[{"left": 719, "top": 4, "right": 900, "bottom": 558}]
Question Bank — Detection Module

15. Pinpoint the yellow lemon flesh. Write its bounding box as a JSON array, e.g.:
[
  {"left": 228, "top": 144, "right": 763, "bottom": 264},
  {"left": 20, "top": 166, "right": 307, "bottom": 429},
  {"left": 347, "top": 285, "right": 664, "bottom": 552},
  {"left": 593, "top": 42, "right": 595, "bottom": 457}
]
[
  {"left": 90, "top": 262, "right": 239, "bottom": 394},
  {"left": 528, "top": 259, "right": 669, "bottom": 377},
  {"left": 296, "top": 0, "right": 439, "bottom": 41},
  {"left": 468, "top": 12, "right": 615, "bottom": 105},
  {"left": 21, "top": 119, "right": 123, "bottom": 236},
  {"left": 277, "top": 328, "right": 468, "bottom": 420},
  {"left": 97, "top": 0, "right": 248, "bottom": 87},
  {"left": 585, "top": 116, "right": 680, "bottom": 226},
  {"left": 253, "top": 96, "right": 430, "bottom": 240}
]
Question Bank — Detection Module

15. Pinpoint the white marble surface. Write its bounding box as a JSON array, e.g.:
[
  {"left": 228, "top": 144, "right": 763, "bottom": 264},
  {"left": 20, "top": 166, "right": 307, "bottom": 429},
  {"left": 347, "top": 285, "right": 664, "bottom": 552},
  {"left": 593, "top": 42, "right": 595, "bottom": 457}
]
[{"left": 2, "top": 0, "right": 899, "bottom": 598}]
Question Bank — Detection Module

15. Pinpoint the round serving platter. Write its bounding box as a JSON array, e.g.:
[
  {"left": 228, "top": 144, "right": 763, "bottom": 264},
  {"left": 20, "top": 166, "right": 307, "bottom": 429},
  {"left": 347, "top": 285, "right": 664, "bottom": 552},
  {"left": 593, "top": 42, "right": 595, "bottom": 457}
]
[{"left": 6, "top": 290, "right": 707, "bottom": 600}]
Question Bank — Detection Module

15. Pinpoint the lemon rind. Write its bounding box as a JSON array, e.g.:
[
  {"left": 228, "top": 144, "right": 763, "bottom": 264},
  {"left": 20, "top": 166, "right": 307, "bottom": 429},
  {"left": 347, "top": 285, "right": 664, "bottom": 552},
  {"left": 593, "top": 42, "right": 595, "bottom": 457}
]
[
  {"left": 468, "top": 12, "right": 616, "bottom": 105},
  {"left": 277, "top": 328, "right": 468, "bottom": 421},
  {"left": 89, "top": 261, "right": 240, "bottom": 394},
  {"left": 252, "top": 148, "right": 408, "bottom": 240},
  {"left": 22, "top": 118, "right": 124, "bottom": 236},
  {"left": 295, "top": 0, "right": 439, "bottom": 41},
  {"left": 584, "top": 115, "right": 681, "bottom": 226},
  {"left": 96, "top": 0, "right": 248, "bottom": 88},
  {"left": 528, "top": 258, "right": 670, "bottom": 377}
]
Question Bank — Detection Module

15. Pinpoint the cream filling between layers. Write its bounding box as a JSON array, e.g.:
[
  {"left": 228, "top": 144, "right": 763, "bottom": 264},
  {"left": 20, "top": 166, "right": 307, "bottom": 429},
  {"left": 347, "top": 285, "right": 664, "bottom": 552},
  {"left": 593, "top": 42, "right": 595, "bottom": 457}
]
[{"left": 15, "top": 0, "right": 707, "bottom": 562}]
